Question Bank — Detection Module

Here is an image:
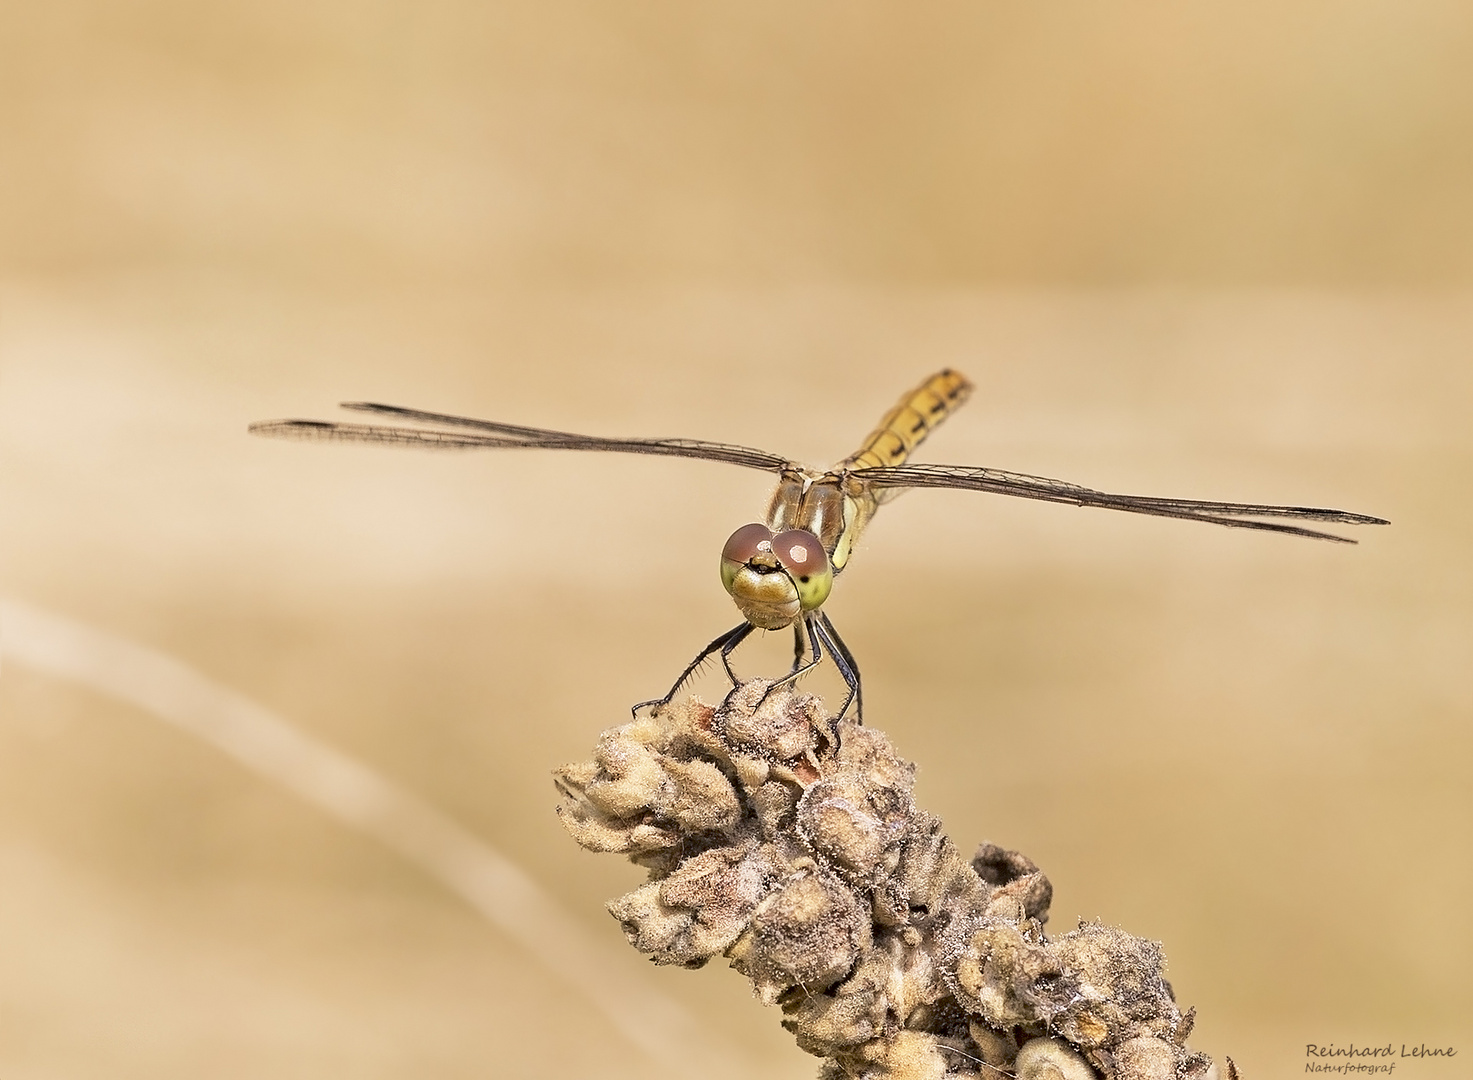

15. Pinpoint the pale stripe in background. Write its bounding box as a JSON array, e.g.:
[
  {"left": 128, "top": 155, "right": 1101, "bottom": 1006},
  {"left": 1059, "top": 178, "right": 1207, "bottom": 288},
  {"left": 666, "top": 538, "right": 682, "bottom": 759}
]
[{"left": 0, "top": 597, "right": 746, "bottom": 1080}]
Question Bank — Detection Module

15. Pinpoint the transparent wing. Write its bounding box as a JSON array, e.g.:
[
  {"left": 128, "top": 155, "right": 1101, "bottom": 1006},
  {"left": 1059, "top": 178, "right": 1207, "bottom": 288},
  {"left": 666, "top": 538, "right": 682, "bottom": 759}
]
[
  {"left": 856, "top": 462, "right": 1388, "bottom": 543},
  {"left": 248, "top": 402, "right": 794, "bottom": 473}
]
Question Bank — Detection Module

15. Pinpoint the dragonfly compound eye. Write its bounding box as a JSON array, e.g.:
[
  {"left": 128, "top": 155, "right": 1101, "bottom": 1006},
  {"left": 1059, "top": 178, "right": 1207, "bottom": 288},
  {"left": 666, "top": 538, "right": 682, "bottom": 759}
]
[
  {"left": 722, "top": 522, "right": 774, "bottom": 565},
  {"left": 721, "top": 523, "right": 776, "bottom": 595},
  {"left": 772, "top": 528, "right": 833, "bottom": 611}
]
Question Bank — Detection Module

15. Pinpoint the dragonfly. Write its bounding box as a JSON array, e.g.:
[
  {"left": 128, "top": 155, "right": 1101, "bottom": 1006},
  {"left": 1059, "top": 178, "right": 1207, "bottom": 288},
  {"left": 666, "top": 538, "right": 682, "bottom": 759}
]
[{"left": 250, "top": 369, "right": 1387, "bottom": 722}]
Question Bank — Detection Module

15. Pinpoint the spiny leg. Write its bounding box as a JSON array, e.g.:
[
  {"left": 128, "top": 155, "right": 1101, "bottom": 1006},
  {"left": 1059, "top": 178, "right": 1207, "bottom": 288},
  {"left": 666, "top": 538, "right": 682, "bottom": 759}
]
[
  {"left": 757, "top": 616, "right": 825, "bottom": 711},
  {"left": 816, "top": 611, "right": 863, "bottom": 723},
  {"left": 719, "top": 623, "right": 758, "bottom": 685},
  {"left": 632, "top": 622, "right": 754, "bottom": 716},
  {"left": 786, "top": 621, "right": 808, "bottom": 676}
]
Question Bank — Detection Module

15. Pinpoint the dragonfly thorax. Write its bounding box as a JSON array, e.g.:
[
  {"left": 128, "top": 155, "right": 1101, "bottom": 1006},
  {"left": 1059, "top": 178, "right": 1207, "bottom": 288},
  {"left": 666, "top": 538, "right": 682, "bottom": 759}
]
[
  {"left": 765, "top": 470, "right": 877, "bottom": 576},
  {"left": 720, "top": 522, "right": 833, "bottom": 629}
]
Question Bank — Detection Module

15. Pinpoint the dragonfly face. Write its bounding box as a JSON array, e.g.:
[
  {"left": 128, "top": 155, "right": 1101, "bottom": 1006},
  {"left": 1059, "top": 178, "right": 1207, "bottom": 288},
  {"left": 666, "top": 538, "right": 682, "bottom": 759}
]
[{"left": 720, "top": 521, "right": 832, "bottom": 629}]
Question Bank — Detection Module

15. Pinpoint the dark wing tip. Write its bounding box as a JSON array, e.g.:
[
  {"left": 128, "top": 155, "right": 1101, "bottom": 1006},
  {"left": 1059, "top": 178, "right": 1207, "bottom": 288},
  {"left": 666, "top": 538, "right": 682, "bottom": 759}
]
[
  {"left": 1295, "top": 511, "right": 1389, "bottom": 530},
  {"left": 248, "top": 419, "right": 348, "bottom": 441},
  {"left": 1253, "top": 507, "right": 1389, "bottom": 527},
  {"left": 338, "top": 402, "right": 421, "bottom": 421}
]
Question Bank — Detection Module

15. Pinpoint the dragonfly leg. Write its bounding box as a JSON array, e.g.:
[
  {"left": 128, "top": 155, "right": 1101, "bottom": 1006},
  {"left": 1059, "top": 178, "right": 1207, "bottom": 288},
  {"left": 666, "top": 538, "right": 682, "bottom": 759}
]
[
  {"left": 632, "top": 622, "right": 754, "bottom": 716},
  {"left": 815, "top": 612, "right": 862, "bottom": 723},
  {"left": 718, "top": 624, "right": 759, "bottom": 686},
  {"left": 759, "top": 616, "right": 825, "bottom": 705},
  {"left": 786, "top": 621, "right": 808, "bottom": 676}
]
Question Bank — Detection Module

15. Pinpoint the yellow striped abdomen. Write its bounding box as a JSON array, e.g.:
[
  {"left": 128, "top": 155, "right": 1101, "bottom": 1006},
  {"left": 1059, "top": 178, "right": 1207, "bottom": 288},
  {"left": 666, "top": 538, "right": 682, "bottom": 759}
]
[{"left": 841, "top": 369, "right": 973, "bottom": 472}]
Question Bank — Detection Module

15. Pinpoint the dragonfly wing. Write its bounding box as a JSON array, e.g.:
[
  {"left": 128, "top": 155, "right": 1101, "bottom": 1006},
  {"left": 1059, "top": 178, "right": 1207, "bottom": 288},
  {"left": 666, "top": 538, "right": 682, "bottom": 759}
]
[
  {"left": 248, "top": 415, "right": 794, "bottom": 473},
  {"left": 248, "top": 420, "right": 533, "bottom": 449},
  {"left": 338, "top": 403, "right": 796, "bottom": 470},
  {"left": 340, "top": 401, "right": 595, "bottom": 442},
  {"left": 857, "top": 462, "right": 1388, "bottom": 543}
]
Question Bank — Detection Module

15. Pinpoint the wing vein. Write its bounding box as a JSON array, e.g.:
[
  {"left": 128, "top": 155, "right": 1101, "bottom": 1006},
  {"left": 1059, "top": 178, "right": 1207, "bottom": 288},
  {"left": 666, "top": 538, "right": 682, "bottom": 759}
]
[
  {"left": 248, "top": 412, "right": 793, "bottom": 473},
  {"left": 854, "top": 462, "right": 1387, "bottom": 542}
]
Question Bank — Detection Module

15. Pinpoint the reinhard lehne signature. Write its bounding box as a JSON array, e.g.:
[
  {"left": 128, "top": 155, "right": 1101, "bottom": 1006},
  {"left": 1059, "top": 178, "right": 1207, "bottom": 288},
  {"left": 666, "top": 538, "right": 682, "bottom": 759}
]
[{"left": 1305, "top": 1043, "right": 1458, "bottom": 1074}]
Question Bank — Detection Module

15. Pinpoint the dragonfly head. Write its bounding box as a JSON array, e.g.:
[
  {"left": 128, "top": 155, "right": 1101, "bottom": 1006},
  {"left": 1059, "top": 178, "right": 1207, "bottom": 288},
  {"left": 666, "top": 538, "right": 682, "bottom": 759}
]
[{"left": 720, "top": 523, "right": 833, "bottom": 629}]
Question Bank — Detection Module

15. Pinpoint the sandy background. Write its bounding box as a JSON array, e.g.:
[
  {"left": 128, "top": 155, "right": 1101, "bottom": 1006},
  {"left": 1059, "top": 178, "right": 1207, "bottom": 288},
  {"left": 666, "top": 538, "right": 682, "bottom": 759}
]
[{"left": 2, "top": 2, "right": 1470, "bottom": 1077}]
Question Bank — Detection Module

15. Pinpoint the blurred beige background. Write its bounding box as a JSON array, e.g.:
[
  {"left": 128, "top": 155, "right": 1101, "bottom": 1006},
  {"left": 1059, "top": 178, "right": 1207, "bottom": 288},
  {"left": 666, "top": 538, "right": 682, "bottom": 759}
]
[{"left": 1, "top": 2, "right": 1469, "bottom": 1077}]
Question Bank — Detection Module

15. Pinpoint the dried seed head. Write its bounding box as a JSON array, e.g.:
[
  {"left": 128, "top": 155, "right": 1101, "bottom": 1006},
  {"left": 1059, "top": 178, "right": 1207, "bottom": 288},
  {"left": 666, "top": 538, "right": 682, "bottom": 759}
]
[
  {"left": 555, "top": 687, "right": 1230, "bottom": 1079},
  {"left": 1016, "top": 1036, "right": 1096, "bottom": 1080}
]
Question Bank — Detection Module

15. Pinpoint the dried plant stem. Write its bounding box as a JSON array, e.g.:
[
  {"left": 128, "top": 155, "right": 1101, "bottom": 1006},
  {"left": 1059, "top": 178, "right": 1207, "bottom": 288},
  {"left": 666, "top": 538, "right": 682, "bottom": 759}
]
[{"left": 555, "top": 682, "right": 1239, "bottom": 1080}]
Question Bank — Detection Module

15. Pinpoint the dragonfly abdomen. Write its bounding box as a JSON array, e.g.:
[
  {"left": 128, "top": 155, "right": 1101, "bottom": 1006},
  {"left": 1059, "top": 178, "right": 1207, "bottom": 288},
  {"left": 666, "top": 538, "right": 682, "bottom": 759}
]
[{"left": 841, "top": 369, "right": 974, "bottom": 472}]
